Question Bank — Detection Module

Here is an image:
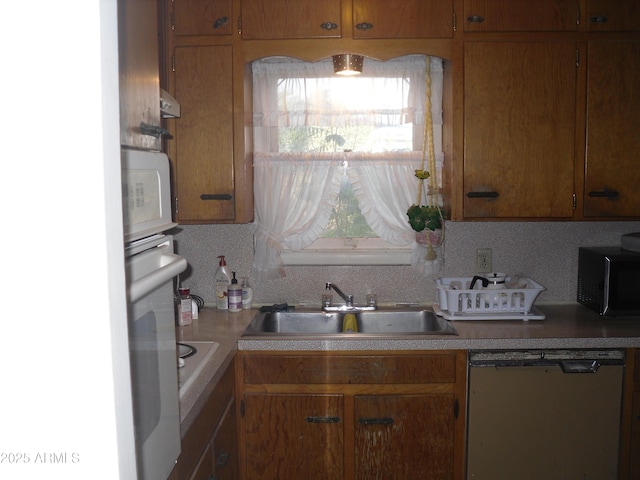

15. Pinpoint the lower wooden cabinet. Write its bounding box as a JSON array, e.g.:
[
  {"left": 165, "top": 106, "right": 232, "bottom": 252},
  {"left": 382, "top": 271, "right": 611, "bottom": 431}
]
[
  {"left": 173, "top": 359, "right": 238, "bottom": 480},
  {"left": 236, "top": 351, "right": 467, "bottom": 480},
  {"left": 354, "top": 394, "right": 456, "bottom": 479},
  {"left": 243, "top": 393, "right": 344, "bottom": 479}
]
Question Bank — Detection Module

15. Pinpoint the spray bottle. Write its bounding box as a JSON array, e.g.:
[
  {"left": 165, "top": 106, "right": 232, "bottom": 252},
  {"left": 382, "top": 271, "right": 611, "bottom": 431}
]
[{"left": 214, "top": 255, "right": 231, "bottom": 310}]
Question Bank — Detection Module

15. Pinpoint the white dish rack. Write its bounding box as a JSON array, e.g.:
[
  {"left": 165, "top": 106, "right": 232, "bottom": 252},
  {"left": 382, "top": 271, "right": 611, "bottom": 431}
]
[{"left": 434, "top": 276, "right": 546, "bottom": 321}]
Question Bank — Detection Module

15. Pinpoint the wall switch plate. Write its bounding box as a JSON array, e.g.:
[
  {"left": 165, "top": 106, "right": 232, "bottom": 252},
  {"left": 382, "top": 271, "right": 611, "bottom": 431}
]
[{"left": 476, "top": 248, "right": 492, "bottom": 273}]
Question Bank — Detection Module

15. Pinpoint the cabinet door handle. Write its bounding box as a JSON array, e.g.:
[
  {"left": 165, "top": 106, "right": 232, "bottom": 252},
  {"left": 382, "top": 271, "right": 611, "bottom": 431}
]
[
  {"left": 140, "top": 122, "right": 171, "bottom": 138},
  {"left": 467, "top": 15, "right": 485, "bottom": 23},
  {"left": 590, "top": 15, "right": 608, "bottom": 23},
  {"left": 320, "top": 22, "right": 339, "bottom": 30},
  {"left": 200, "top": 193, "right": 233, "bottom": 201},
  {"left": 358, "top": 417, "right": 394, "bottom": 425},
  {"left": 215, "top": 450, "right": 230, "bottom": 467},
  {"left": 213, "top": 16, "right": 228, "bottom": 29},
  {"left": 355, "top": 22, "right": 374, "bottom": 30},
  {"left": 466, "top": 191, "right": 499, "bottom": 199},
  {"left": 588, "top": 189, "right": 619, "bottom": 199},
  {"left": 306, "top": 416, "right": 341, "bottom": 423}
]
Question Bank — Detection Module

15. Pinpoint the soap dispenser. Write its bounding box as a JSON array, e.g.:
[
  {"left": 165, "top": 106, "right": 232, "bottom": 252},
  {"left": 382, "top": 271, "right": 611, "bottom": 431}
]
[{"left": 227, "top": 272, "right": 242, "bottom": 312}]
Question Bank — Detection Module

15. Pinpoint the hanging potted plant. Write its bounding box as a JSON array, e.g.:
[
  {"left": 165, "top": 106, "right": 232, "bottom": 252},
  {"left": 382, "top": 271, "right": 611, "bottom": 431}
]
[
  {"left": 407, "top": 171, "right": 444, "bottom": 256},
  {"left": 407, "top": 56, "right": 444, "bottom": 263}
]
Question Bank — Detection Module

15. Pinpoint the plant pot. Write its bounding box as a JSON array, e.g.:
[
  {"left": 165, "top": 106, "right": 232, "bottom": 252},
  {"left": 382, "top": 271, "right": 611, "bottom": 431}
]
[{"left": 415, "top": 228, "right": 442, "bottom": 246}]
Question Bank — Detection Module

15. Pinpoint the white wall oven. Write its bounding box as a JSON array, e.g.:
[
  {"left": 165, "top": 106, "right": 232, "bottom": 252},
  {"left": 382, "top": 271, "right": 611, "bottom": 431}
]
[{"left": 123, "top": 149, "right": 186, "bottom": 480}]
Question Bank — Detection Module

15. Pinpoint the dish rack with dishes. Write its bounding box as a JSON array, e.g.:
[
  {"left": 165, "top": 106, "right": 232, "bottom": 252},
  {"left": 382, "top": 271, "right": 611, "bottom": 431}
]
[{"left": 434, "top": 276, "right": 546, "bottom": 320}]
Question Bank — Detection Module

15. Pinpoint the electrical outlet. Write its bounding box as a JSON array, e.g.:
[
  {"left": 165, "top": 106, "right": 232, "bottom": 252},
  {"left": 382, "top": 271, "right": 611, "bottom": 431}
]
[{"left": 476, "top": 248, "right": 492, "bottom": 273}]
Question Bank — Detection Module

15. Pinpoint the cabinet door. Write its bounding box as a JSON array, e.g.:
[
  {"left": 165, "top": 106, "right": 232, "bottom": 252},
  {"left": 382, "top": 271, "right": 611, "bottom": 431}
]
[
  {"left": 583, "top": 41, "right": 640, "bottom": 218},
  {"left": 241, "top": 0, "right": 342, "bottom": 39},
  {"left": 212, "top": 400, "right": 238, "bottom": 480},
  {"left": 242, "top": 393, "right": 344, "bottom": 479},
  {"left": 173, "top": 0, "right": 233, "bottom": 36},
  {"left": 352, "top": 0, "right": 452, "bottom": 39},
  {"left": 354, "top": 394, "right": 456, "bottom": 479},
  {"left": 463, "top": 42, "right": 577, "bottom": 218},
  {"left": 173, "top": 45, "right": 235, "bottom": 222},
  {"left": 587, "top": 0, "right": 640, "bottom": 31},
  {"left": 188, "top": 442, "right": 213, "bottom": 480},
  {"left": 118, "top": 0, "right": 161, "bottom": 150},
  {"left": 463, "top": 0, "right": 579, "bottom": 31}
]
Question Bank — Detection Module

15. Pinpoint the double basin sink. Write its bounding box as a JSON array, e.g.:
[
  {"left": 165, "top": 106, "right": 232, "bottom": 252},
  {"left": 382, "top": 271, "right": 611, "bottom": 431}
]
[{"left": 242, "top": 308, "right": 457, "bottom": 336}]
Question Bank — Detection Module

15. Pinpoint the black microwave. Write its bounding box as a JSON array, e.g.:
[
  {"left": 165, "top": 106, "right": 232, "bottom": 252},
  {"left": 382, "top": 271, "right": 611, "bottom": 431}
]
[{"left": 577, "top": 247, "right": 640, "bottom": 316}]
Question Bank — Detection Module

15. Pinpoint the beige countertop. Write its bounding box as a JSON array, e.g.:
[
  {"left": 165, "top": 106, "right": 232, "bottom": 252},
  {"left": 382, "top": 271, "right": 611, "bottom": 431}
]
[{"left": 175, "top": 303, "right": 640, "bottom": 428}]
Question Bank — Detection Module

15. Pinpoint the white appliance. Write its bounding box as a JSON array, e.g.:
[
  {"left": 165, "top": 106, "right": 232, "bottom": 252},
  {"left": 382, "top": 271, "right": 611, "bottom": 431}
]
[
  {"left": 123, "top": 148, "right": 186, "bottom": 480},
  {"left": 467, "top": 349, "right": 624, "bottom": 479}
]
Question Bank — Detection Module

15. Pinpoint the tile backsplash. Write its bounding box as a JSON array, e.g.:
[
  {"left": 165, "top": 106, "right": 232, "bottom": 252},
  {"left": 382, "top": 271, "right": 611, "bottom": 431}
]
[{"left": 173, "top": 221, "right": 640, "bottom": 307}]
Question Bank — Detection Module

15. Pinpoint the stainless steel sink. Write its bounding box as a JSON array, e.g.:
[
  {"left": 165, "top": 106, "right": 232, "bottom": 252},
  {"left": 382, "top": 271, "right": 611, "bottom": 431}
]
[{"left": 242, "top": 308, "right": 457, "bottom": 336}]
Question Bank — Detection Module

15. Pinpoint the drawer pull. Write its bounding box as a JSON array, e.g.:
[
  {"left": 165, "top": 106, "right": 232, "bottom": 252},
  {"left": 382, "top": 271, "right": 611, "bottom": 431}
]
[
  {"left": 467, "top": 15, "right": 485, "bottom": 23},
  {"left": 215, "top": 451, "right": 230, "bottom": 467},
  {"left": 200, "top": 193, "right": 233, "bottom": 201},
  {"left": 355, "top": 22, "right": 374, "bottom": 30},
  {"left": 306, "top": 416, "right": 341, "bottom": 423},
  {"left": 320, "top": 22, "right": 339, "bottom": 30},
  {"left": 213, "top": 16, "right": 228, "bottom": 29},
  {"left": 466, "top": 191, "right": 499, "bottom": 199},
  {"left": 588, "top": 189, "right": 619, "bottom": 199},
  {"left": 590, "top": 15, "right": 608, "bottom": 23},
  {"left": 359, "top": 417, "right": 394, "bottom": 425}
]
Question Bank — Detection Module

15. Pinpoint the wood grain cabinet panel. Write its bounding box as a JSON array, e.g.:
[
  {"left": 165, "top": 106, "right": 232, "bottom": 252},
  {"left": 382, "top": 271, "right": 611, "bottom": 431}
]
[
  {"left": 118, "top": 0, "right": 162, "bottom": 150},
  {"left": 242, "top": 393, "right": 344, "bottom": 479},
  {"left": 463, "top": 41, "right": 577, "bottom": 218},
  {"left": 172, "top": 45, "right": 236, "bottom": 222},
  {"left": 354, "top": 394, "right": 456, "bottom": 479},
  {"left": 172, "top": 0, "right": 233, "bottom": 36},
  {"left": 241, "top": 0, "right": 342, "bottom": 39},
  {"left": 587, "top": 0, "right": 640, "bottom": 31},
  {"left": 583, "top": 40, "right": 640, "bottom": 217},
  {"left": 463, "top": 0, "right": 579, "bottom": 32},
  {"left": 352, "top": 0, "right": 453, "bottom": 39}
]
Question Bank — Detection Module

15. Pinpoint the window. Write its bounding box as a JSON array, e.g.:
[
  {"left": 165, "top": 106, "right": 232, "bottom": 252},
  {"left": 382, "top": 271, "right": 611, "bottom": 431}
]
[{"left": 251, "top": 55, "right": 443, "bottom": 280}]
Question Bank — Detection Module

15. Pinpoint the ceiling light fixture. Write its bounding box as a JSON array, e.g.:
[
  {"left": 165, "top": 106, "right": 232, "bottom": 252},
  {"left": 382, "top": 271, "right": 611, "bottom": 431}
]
[{"left": 332, "top": 54, "right": 364, "bottom": 76}]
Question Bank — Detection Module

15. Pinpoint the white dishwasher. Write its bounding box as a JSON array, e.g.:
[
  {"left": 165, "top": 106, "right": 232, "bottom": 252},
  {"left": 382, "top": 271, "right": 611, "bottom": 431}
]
[{"left": 466, "top": 349, "right": 625, "bottom": 480}]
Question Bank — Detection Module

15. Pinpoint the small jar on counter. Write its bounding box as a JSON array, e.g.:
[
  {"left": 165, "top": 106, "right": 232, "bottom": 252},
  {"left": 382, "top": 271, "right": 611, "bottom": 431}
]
[{"left": 178, "top": 288, "right": 193, "bottom": 326}]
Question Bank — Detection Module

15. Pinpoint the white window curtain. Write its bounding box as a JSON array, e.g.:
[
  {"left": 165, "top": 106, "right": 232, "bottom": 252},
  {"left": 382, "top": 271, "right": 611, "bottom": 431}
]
[{"left": 251, "top": 55, "right": 444, "bottom": 281}]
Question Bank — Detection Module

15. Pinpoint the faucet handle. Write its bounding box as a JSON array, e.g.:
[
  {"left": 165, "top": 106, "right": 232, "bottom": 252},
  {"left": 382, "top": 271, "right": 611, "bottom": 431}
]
[{"left": 325, "top": 282, "right": 332, "bottom": 290}]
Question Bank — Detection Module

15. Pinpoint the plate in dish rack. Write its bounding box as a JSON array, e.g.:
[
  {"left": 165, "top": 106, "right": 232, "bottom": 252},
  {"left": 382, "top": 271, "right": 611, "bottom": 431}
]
[{"left": 432, "top": 303, "right": 546, "bottom": 321}]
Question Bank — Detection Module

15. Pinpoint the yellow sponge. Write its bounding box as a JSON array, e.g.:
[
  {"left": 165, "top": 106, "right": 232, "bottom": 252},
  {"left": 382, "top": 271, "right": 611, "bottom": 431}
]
[{"left": 342, "top": 313, "right": 358, "bottom": 333}]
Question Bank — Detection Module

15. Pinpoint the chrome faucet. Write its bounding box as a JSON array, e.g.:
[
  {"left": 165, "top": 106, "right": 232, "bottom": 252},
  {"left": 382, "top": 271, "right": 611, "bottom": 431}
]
[{"left": 325, "top": 282, "right": 353, "bottom": 307}]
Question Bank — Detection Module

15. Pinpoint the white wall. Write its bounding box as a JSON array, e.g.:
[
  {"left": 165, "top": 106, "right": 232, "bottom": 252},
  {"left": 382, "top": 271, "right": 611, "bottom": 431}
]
[{"left": 0, "top": 1, "right": 136, "bottom": 479}]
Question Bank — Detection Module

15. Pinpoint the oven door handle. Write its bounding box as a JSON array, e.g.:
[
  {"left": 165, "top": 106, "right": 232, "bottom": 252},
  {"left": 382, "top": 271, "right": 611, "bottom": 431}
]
[{"left": 129, "top": 253, "right": 188, "bottom": 303}]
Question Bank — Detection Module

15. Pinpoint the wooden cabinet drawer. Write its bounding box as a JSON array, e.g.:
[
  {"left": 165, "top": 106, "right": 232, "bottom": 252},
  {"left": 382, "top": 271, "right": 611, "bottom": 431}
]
[{"left": 242, "top": 353, "right": 458, "bottom": 384}]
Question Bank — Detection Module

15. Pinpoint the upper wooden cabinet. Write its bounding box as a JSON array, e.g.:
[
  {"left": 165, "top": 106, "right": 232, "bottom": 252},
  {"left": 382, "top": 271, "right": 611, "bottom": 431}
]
[
  {"left": 463, "top": 41, "right": 577, "bottom": 219},
  {"left": 240, "top": 0, "right": 453, "bottom": 40},
  {"left": 587, "top": 0, "right": 640, "bottom": 31},
  {"left": 172, "top": 45, "right": 236, "bottom": 222},
  {"left": 241, "top": 0, "right": 342, "bottom": 39},
  {"left": 583, "top": 40, "right": 640, "bottom": 218},
  {"left": 172, "top": 0, "right": 233, "bottom": 36},
  {"left": 118, "top": 0, "right": 162, "bottom": 150},
  {"left": 352, "top": 0, "right": 453, "bottom": 39},
  {"left": 463, "top": 0, "right": 579, "bottom": 32}
]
